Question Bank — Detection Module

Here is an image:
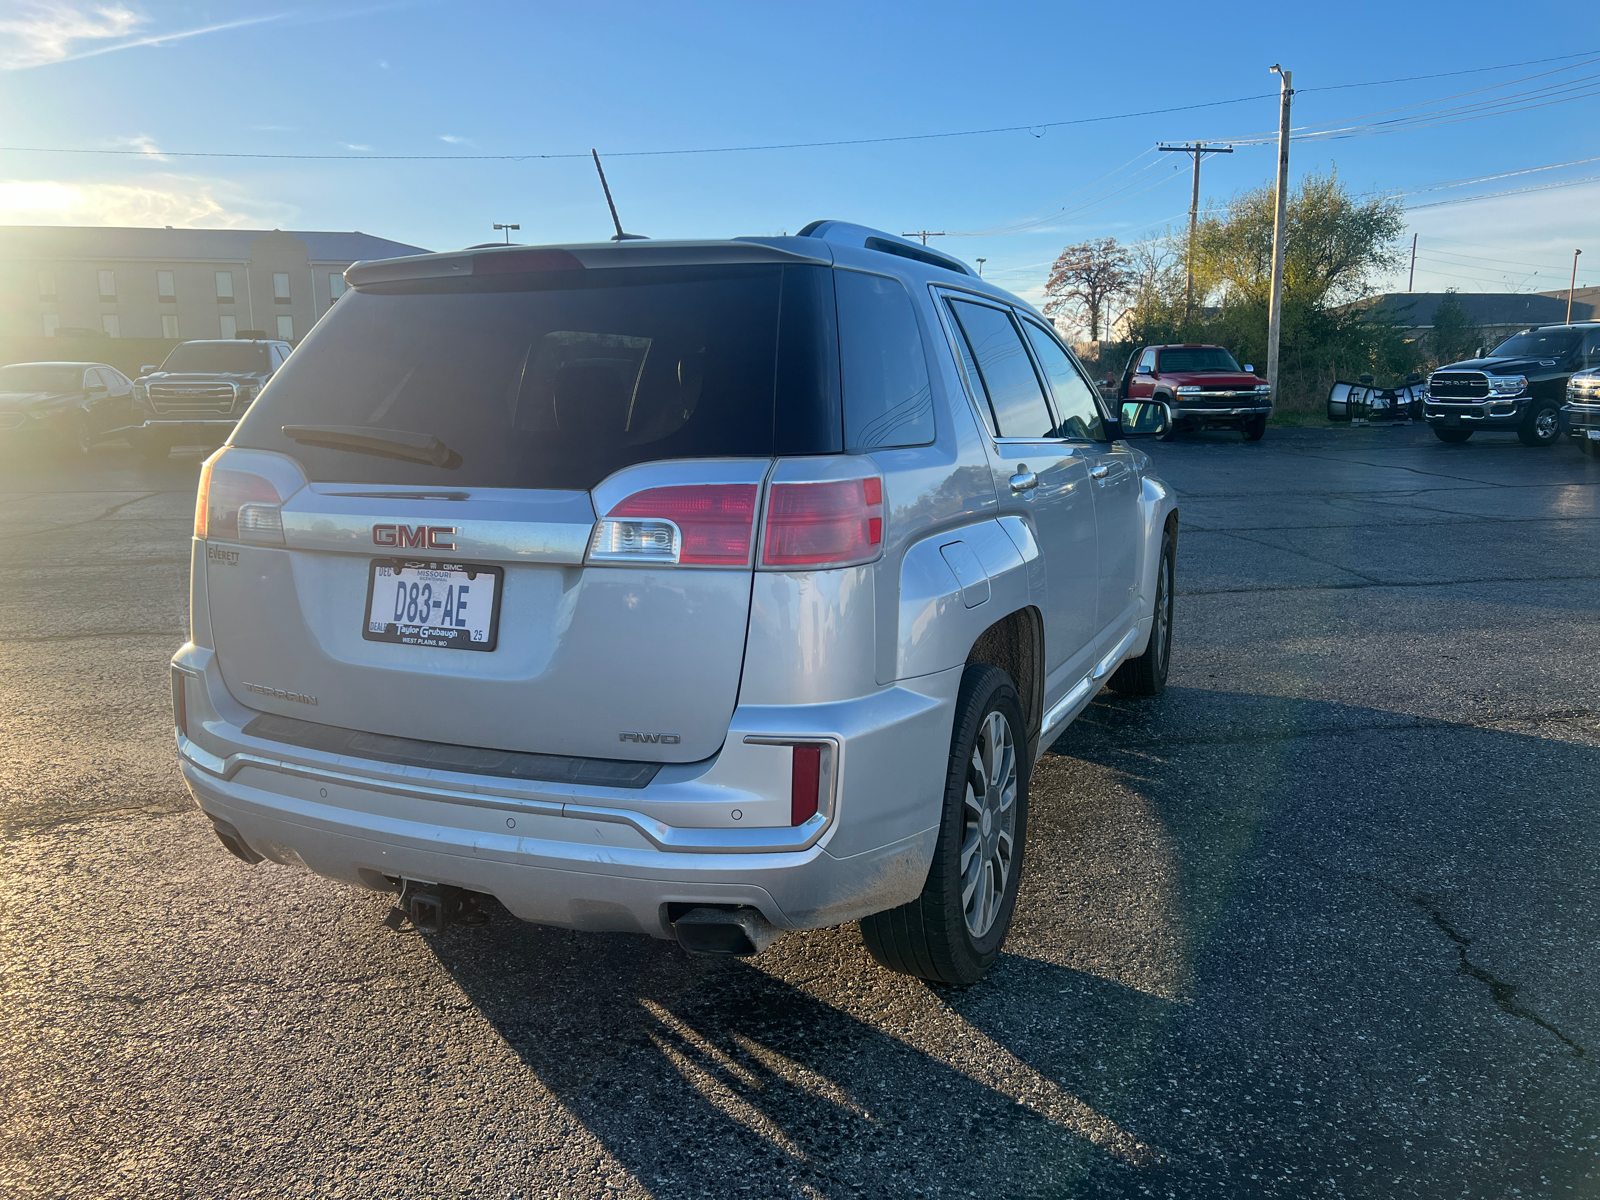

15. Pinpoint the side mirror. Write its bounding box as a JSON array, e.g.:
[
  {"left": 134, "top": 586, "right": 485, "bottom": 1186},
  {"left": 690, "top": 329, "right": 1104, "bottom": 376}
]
[
  {"left": 1118, "top": 400, "right": 1170, "bottom": 438},
  {"left": 1242, "top": 364, "right": 1254, "bottom": 374},
  {"left": 1135, "top": 363, "right": 1153, "bottom": 376},
  {"left": 140, "top": 365, "right": 157, "bottom": 375}
]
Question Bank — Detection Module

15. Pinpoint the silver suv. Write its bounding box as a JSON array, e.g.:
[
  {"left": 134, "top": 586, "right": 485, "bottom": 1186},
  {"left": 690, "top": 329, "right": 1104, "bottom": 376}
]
[{"left": 173, "top": 222, "right": 1178, "bottom": 985}]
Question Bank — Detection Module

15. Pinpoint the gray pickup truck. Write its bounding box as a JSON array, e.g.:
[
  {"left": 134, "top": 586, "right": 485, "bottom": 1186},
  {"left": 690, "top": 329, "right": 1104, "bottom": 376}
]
[{"left": 134, "top": 337, "right": 291, "bottom": 461}]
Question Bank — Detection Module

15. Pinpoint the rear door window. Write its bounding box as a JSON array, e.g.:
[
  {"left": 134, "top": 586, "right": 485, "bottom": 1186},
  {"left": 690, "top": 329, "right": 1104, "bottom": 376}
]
[
  {"left": 837, "top": 269, "right": 934, "bottom": 449},
  {"left": 1023, "top": 322, "right": 1105, "bottom": 440},
  {"left": 948, "top": 300, "right": 1055, "bottom": 438},
  {"left": 231, "top": 264, "right": 840, "bottom": 490}
]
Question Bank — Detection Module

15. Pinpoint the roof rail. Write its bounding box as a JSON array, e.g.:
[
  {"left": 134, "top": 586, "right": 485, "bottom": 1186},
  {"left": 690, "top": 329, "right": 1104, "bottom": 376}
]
[{"left": 797, "top": 221, "right": 971, "bottom": 276}]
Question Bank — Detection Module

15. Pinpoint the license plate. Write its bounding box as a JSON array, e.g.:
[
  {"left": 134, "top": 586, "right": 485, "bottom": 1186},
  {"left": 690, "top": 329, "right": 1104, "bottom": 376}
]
[
  {"left": 1588, "top": 430, "right": 1600, "bottom": 441},
  {"left": 1445, "top": 413, "right": 1461, "bottom": 426},
  {"left": 363, "top": 560, "right": 502, "bottom": 652}
]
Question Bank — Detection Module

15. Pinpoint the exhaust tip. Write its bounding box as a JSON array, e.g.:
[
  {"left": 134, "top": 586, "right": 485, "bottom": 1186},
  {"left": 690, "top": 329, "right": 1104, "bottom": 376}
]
[{"left": 673, "top": 906, "right": 780, "bottom": 957}]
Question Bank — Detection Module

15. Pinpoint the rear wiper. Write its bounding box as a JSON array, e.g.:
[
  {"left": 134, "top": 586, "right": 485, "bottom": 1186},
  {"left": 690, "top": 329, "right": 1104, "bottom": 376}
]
[{"left": 281, "top": 425, "right": 463, "bottom": 469}]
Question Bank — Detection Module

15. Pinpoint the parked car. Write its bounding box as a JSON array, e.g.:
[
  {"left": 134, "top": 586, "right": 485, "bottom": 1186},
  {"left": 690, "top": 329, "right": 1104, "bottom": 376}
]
[
  {"left": 1118, "top": 343, "right": 1272, "bottom": 440},
  {"left": 134, "top": 337, "right": 291, "bottom": 461},
  {"left": 1563, "top": 367, "right": 1600, "bottom": 457},
  {"left": 0, "top": 361, "right": 137, "bottom": 454},
  {"left": 170, "top": 223, "right": 1179, "bottom": 985},
  {"left": 1424, "top": 323, "right": 1600, "bottom": 446}
]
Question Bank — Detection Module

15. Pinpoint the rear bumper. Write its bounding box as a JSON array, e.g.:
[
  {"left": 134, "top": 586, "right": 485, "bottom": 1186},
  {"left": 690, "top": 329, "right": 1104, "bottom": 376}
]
[{"left": 172, "top": 642, "right": 957, "bottom": 937}]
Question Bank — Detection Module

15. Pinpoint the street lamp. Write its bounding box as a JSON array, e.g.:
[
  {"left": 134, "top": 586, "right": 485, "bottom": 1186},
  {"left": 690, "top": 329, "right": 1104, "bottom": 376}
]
[
  {"left": 975, "top": 258, "right": 986, "bottom": 277},
  {"left": 493, "top": 223, "right": 520, "bottom": 244}
]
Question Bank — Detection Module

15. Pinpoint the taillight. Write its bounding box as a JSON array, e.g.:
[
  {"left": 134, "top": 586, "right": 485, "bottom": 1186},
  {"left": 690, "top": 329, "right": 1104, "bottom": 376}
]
[
  {"left": 791, "top": 743, "right": 822, "bottom": 826},
  {"left": 195, "top": 463, "right": 285, "bottom": 544},
  {"left": 761, "top": 477, "right": 884, "bottom": 569},
  {"left": 589, "top": 484, "right": 757, "bottom": 566}
]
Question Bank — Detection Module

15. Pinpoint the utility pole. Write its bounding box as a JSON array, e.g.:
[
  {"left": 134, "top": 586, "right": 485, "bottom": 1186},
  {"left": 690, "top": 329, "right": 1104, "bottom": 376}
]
[
  {"left": 1407, "top": 233, "right": 1418, "bottom": 292},
  {"left": 901, "top": 231, "right": 946, "bottom": 246},
  {"left": 1157, "top": 141, "right": 1233, "bottom": 322},
  {"left": 1568, "top": 249, "right": 1583, "bottom": 323},
  {"left": 1266, "top": 65, "right": 1293, "bottom": 408}
]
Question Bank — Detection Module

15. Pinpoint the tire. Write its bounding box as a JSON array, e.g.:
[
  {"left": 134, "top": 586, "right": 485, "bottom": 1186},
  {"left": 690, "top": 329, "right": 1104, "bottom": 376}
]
[
  {"left": 859, "top": 663, "right": 1029, "bottom": 986},
  {"left": 1242, "top": 415, "right": 1267, "bottom": 441},
  {"left": 1517, "top": 401, "right": 1561, "bottom": 447},
  {"left": 57, "top": 413, "right": 92, "bottom": 457},
  {"left": 1433, "top": 427, "right": 1473, "bottom": 444},
  {"left": 1109, "top": 524, "right": 1175, "bottom": 697},
  {"left": 139, "top": 432, "right": 172, "bottom": 462}
]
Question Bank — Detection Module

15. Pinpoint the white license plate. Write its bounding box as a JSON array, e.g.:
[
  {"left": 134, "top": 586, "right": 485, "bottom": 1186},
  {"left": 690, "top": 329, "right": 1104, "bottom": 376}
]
[
  {"left": 1588, "top": 430, "right": 1600, "bottom": 440},
  {"left": 363, "top": 560, "right": 502, "bottom": 652}
]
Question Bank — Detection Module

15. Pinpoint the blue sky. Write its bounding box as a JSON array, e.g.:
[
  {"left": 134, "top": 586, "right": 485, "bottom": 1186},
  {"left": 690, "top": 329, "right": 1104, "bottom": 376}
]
[{"left": 2, "top": 0, "right": 1597, "bottom": 324}]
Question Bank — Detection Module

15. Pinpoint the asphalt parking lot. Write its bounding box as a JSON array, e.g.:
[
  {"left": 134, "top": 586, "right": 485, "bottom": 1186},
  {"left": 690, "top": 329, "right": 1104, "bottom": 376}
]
[{"left": 2, "top": 424, "right": 1597, "bottom": 1199}]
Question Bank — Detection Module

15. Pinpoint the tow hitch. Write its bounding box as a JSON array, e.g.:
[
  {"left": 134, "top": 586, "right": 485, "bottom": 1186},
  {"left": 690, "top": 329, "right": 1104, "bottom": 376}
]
[{"left": 396, "top": 880, "right": 491, "bottom": 932}]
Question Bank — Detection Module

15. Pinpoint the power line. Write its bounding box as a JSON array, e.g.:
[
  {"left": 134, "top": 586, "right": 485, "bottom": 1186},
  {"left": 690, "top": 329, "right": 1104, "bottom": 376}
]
[{"left": 7, "top": 49, "right": 1600, "bottom": 165}]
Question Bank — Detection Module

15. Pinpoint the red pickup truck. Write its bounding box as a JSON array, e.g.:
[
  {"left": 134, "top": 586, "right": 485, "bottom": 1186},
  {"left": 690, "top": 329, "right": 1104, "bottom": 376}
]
[{"left": 1117, "top": 343, "right": 1273, "bottom": 441}]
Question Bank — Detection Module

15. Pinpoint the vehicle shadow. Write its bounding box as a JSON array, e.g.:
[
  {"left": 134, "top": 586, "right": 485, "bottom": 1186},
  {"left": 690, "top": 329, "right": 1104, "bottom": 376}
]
[{"left": 417, "top": 687, "right": 1600, "bottom": 1198}]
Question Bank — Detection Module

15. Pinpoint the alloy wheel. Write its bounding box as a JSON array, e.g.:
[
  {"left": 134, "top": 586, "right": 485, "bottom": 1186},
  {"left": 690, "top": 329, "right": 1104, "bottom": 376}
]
[{"left": 960, "top": 709, "right": 1018, "bottom": 938}]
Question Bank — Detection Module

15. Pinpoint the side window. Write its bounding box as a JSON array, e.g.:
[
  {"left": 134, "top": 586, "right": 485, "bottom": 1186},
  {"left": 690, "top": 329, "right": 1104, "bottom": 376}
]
[
  {"left": 1139, "top": 348, "right": 1157, "bottom": 373},
  {"left": 836, "top": 270, "right": 935, "bottom": 449},
  {"left": 946, "top": 305, "right": 995, "bottom": 436},
  {"left": 948, "top": 300, "right": 1054, "bottom": 439},
  {"left": 1023, "top": 323, "right": 1105, "bottom": 440},
  {"left": 1581, "top": 329, "right": 1600, "bottom": 368}
]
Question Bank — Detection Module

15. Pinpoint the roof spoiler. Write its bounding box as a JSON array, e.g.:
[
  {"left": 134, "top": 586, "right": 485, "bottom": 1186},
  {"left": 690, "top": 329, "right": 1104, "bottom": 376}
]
[{"left": 346, "top": 240, "right": 830, "bottom": 288}]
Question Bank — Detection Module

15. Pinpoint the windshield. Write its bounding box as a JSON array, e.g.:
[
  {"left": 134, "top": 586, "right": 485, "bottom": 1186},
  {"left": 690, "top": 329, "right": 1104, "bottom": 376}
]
[
  {"left": 161, "top": 342, "right": 271, "bottom": 373},
  {"left": 1157, "top": 347, "right": 1242, "bottom": 373},
  {"left": 1487, "top": 328, "right": 1584, "bottom": 359},
  {"left": 0, "top": 364, "right": 84, "bottom": 393},
  {"left": 232, "top": 263, "right": 840, "bottom": 489}
]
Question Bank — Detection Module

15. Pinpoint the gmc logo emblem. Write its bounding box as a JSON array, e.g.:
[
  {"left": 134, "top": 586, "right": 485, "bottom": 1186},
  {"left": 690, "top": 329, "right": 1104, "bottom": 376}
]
[{"left": 373, "top": 524, "right": 457, "bottom": 550}]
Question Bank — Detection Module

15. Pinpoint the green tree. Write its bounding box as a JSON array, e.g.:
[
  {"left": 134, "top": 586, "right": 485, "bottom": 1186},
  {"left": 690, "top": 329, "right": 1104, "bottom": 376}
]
[{"left": 1429, "top": 289, "right": 1481, "bottom": 366}]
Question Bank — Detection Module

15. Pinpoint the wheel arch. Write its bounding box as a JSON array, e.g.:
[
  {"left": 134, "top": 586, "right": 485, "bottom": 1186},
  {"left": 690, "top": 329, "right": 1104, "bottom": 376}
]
[{"left": 964, "top": 606, "right": 1045, "bottom": 763}]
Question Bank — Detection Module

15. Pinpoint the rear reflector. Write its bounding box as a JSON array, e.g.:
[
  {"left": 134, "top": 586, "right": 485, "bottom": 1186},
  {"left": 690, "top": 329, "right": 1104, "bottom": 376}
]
[
  {"left": 171, "top": 668, "right": 189, "bottom": 738},
  {"left": 592, "top": 484, "right": 758, "bottom": 566},
  {"left": 791, "top": 743, "right": 822, "bottom": 826},
  {"left": 761, "top": 477, "right": 884, "bottom": 569},
  {"left": 196, "top": 464, "right": 284, "bottom": 544}
]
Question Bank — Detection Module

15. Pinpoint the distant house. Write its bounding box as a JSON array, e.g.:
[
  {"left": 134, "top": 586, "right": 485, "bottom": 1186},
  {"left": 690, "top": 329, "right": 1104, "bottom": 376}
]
[
  {"left": 1355, "top": 290, "right": 1597, "bottom": 354},
  {"left": 0, "top": 226, "right": 430, "bottom": 343}
]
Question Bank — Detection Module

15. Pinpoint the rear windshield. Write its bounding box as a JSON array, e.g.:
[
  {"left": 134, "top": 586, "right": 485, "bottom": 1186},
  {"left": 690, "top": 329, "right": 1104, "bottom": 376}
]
[
  {"left": 1488, "top": 328, "right": 1583, "bottom": 359},
  {"left": 1157, "top": 347, "right": 1241, "bottom": 373},
  {"left": 233, "top": 264, "right": 841, "bottom": 489},
  {"left": 0, "top": 364, "right": 82, "bottom": 393},
  {"left": 163, "top": 342, "right": 272, "bottom": 373}
]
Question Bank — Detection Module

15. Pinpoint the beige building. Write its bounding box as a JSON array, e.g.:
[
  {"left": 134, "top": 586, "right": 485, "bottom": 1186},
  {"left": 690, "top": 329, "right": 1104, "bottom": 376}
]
[{"left": 0, "top": 226, "right": 430, "bottom": 343}]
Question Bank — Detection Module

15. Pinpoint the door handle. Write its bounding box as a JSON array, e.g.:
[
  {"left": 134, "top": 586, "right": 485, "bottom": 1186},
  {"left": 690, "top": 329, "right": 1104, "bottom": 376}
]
[
  {"left": 1089, "top": 464, "right": 1110, "bottom": 479},
  {"left": 1008, "top": 471, "right": 1038, "bottom": 493}
]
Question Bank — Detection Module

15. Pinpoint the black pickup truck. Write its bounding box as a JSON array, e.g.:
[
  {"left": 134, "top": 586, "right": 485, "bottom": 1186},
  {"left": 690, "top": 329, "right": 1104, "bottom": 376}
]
[
  {"left": 133, "top": 337, "right": 291, "bottom": 461},
  {"left": 1425, "top": 323, "right": 1600, "bottom": 447}
]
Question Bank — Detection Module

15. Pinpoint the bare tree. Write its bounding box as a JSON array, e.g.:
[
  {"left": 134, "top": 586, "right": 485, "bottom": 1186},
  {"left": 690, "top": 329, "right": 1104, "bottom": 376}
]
[{"left": 1044, "top": 237, "right": 1136, "bottom": 342}]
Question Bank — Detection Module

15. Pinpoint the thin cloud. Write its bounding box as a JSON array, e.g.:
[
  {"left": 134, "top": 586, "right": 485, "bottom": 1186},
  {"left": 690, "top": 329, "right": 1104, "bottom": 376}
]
[
  {"left": 252, "top": 124, "right": 295, "bottom": 132},
  {"left": 112, "top": 134, "right": 167, "bottom": 161},
  {"left": 1, "top": 5, "right": 290, "bottom": 71},
  {"left": 439, "top": 135, "right": 473, "bottom": 145},
  {"left": 342, "top": 143, "right": 374, "bottom": 152},
  {"left": 0, "top": 174, "right": 296, "bottom": 228}
]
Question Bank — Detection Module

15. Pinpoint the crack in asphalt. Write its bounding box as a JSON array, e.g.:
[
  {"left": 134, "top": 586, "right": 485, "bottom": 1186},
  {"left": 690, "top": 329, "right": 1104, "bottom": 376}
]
[
  {"left": 0, "top": 491, "right": 165, "bottom": 544},
  {"left": 1406, "top": 893, "right": 1588, "bottom": 1060},
  {"left": 1207, "top": 528, "right": 1384, "bottom": 585}
]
